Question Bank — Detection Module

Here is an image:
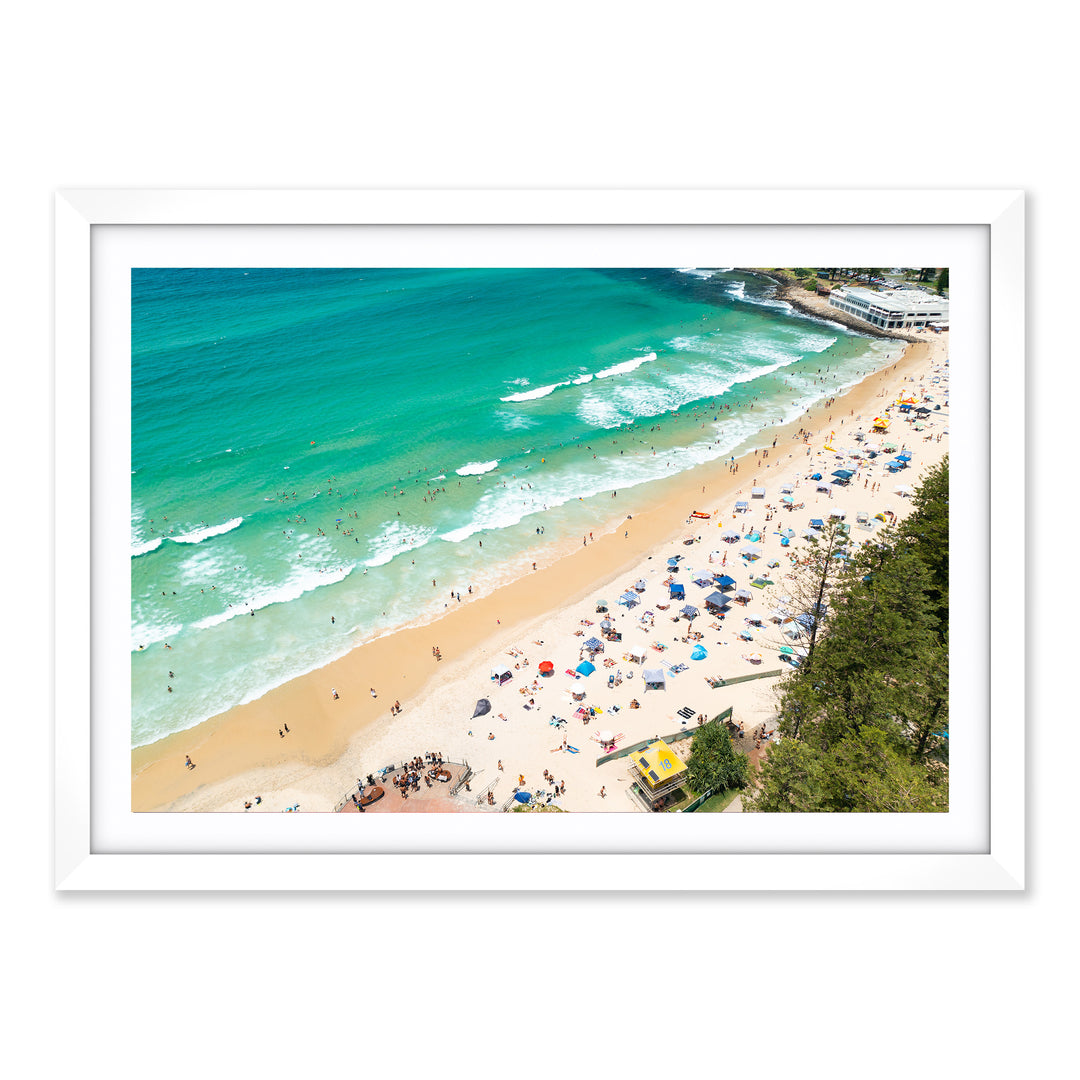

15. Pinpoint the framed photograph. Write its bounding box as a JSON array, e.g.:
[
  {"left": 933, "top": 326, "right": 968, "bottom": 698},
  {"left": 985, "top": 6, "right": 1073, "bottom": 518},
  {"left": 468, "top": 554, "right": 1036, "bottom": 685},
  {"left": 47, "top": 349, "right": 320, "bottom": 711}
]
[{"left": 55, "top": 189, "right": 1024, "bottom": 890}]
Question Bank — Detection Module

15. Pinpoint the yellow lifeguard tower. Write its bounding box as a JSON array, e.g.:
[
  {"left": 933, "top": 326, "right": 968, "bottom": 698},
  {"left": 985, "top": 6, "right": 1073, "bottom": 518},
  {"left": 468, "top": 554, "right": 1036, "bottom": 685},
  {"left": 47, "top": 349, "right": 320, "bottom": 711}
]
[{"left": 629, "top": 740, "right": 688, "bottom": 810}]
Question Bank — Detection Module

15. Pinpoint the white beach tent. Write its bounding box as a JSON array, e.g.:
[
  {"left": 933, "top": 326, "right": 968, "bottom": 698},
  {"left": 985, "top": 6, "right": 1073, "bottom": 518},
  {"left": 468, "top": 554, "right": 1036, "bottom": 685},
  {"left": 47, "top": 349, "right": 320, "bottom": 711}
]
[
  {"left": 491, "top": 665, "right": 513, "bottom": 686},
  {"left": 642, "top": 669, "right": 667, "bottom": 690}
]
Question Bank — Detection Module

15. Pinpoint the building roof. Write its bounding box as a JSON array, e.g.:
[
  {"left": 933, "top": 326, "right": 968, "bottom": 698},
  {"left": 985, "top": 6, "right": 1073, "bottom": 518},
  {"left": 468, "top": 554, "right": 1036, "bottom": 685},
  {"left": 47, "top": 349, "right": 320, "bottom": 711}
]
[
  {"left": 834, "top": 286, "right": 948, "bottom": 315},
  {"left": 634, "top": 740, "right": 688, "bottom": 792}
]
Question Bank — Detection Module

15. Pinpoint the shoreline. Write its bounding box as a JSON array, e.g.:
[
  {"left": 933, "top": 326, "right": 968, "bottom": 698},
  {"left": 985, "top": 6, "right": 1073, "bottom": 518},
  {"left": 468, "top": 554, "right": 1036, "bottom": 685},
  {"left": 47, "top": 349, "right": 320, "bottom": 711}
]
[{"left": 131, "top": 332, "right": 947, "bottom": 812}]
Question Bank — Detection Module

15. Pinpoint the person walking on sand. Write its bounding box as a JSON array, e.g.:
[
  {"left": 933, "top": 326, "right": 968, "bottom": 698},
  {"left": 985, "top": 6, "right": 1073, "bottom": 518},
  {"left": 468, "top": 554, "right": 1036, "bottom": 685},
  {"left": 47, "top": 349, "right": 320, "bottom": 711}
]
[
  {"left": 185, "top": 755, "right": 195, "bottom": 769},
  {"left": 331, "top": 687, "right": 339, "bottom": 699},
  {"left": 370, "top": 687, "right": 377, "bottom": 698},
  {"left": 599, "top": 786, "right": 606, "bottom": 798}
]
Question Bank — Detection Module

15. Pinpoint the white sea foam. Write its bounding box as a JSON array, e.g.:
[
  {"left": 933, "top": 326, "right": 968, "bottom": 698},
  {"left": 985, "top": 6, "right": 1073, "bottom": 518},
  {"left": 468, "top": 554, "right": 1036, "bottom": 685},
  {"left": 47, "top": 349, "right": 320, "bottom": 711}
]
[
  {"left": 594, "top": 352, "right": 657, "bottom": 379},
  {"left": 456, "top": 459, "right": 499, "bottom": 476},
  {"left": 131, "top": 537, "right": 164, "bottom": 558},
  {"left": 571, "top": 373, "right": 593, "bottom": 384},
  {"left": 364, "top": 520, "right": 437, "bottom": 567},
  {"left": 500, "top": 382, "right": 567, "bottom": 402},
  {"left": 170, "top": 516, "right": 244, "bottom": 544},
  {"left": 131, "top": 620, "right": 184, "bottom": 651},
  {"left": 675, "top": 268, "right": 716, "bottom": 279},
  {"left": 191, "top": 564, "right": 354, "bottom": 630}
]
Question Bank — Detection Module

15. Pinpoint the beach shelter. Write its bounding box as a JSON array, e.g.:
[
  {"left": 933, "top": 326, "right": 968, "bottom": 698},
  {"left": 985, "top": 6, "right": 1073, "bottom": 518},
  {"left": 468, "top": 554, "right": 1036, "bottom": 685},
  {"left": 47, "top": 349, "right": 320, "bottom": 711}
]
[
  {"left": 734, "top": 501, "right": 749, "bottom": 513},
  {"left": 705, "top": 591, "right": 731, "bottom": 614},
  {"left": 780, "top": 484, "right": 794, "bottom": 494},
  {"left": 693, "top": 576, "right": 713, "bottom": 589},
  {"left": 809, "top": 518, "right": 825, "bottom": 529},
  {"left": 669, "top": 582, "right": 686, "bottom": 599},
  {"left": 719, "top": 528, "right": 740, "bottom": 542},
  {"left": 740, "top": 544, "right": 760, "bottom": 559},
  {"left": 751, "top": 576, "right": 773, "bottom": 589},
  {"left": 595, "top": 598, "right": 609, "bottom": 612},
  {"left": 832, "top": 469, "right": 854, "bottom": 480},
  {"left": 490, "top": 665, "right": 513, "bottom": 686},
  {"left": 802, "top": 528, "right": 821, "bottom": 541},
  {"left": 538, "top": 661, "right": 554, "bottom": 677},
  {"left": 576, "top": 660, "right": 596, "bottom": 676},
  {"left": 894, "top": 485, "right": 913, "bottom": 496},
  {"left": 810, "top": 473, "right": 822, "bottom": 481},
  {"left": 735, "top": 588, "right": 753, "bottom": 601},
  {"left": 747, "top": 531, "right": 761, "bottom": 542},
  {"left": 751, "top": 487, "right": 766, "bottom": 498},
  {"left": 715, "top": 574, "right": 737, "bottom": 590},
  {"left": 816, "top": 481, "right": 832, "bottom": 492},
  {"left": 472, "top": 698, "right": 491, "bottom": 717},
  {"left": 584, "top": 636, "right": 604, "bottom": 652},
  {"left": 666, "top": 557, "right": 680, "bottom": 568},
  {"left": 690, "top": 644, "right": 708, "bottom": 661},
  {"left": 680, "top": 604, "right": 699, "bottom": 620},
  {"left": 599, "top": 618, "right": 612, "bottom": 630},
  {"left": 618, "top": 591, "right": 639, "bottom": 608},
  {"left": 642, "top": 669, "right": 667, "bottom": 691},
  {"left": 897, "top": 450, "right": 913, "bottom": 462},
  {"left": 634, "top": 579, "right": 648, "bottom": 592},
  {"left": 780, "top": 495, "right": 794, "bottom": 504},
  {"left": 632, "top": 740, "right": 687, "bottom": 798}
]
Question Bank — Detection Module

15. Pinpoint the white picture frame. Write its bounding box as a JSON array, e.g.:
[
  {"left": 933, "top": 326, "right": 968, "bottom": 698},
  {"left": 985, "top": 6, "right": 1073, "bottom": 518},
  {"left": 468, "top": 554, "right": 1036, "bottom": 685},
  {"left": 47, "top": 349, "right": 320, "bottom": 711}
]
[{"left": 55, "top": 189, "right": 1024, "bottom": 891}]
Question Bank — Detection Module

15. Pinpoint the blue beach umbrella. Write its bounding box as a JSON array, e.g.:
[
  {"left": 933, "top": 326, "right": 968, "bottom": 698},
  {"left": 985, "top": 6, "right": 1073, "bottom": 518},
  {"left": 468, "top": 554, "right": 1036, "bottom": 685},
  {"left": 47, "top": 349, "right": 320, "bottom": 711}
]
[{"left": 514, "top": 791, "right": 532, "bottom": 803}]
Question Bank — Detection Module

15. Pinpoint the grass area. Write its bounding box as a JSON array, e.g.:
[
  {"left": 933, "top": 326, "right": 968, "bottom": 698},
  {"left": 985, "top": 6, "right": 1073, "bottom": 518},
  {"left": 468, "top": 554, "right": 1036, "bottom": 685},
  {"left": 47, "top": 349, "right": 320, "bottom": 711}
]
[{"left": 694, "top": 789, "right": 742, "bottom": 813}]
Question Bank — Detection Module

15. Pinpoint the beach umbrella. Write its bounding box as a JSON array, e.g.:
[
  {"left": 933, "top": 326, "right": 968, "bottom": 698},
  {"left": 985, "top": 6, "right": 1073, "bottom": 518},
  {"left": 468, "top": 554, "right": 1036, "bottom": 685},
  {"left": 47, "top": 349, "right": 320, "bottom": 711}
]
[
  {"left": 597, "top": 729, "right": 615, "bottom": 744},
  {"left": 538, "top": 661, "right": 554, "bottom": 676},
  {"left": 781, "top": 495, "right": 794, "bottom": 504},
  {"left": 779, "top": 645, "right": 794, "bottom": 655},
  {"left": 599, "top": 619, "right": 612, "bottom": 630},
  {"left": 576, "top": 661, "right": 595, "bottom": 676},
  {"left": 514, "top": 791, "right": 532, "bottom": 803},
  {"left": 690, "top": 645, "right": 707, "bottom": 661},
  {"left": 472, "top": 699, "right": 491, "bottom": 718},
  {"left": 635, "top": 579, "right": 648, "bottom": 591},
  {"left": 746, "top": 653, "right": 763, "bottom": 663},
  {"left": 894, "top": 485, "right": 913, "bottom": 496}
]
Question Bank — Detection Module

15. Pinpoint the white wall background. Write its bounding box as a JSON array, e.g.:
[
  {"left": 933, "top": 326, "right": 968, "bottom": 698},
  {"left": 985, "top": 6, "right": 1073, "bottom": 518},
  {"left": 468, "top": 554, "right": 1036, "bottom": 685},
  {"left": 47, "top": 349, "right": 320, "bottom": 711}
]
[{"left": 6, "top": 3, "right": 1065, "bottom": 1076}]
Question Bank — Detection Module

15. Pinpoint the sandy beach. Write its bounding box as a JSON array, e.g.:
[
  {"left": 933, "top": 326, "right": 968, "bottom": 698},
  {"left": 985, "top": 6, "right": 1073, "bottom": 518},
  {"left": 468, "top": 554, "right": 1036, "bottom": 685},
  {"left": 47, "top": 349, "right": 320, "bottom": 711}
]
[{"left": 133, "top": 308, "right": 950, "bottom": 813}]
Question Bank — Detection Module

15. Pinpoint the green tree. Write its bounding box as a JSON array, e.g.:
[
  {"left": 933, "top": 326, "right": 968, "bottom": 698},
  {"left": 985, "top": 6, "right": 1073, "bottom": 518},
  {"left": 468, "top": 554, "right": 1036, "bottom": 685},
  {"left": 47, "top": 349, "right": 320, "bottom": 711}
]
[
  {"left": 936, "top": 267, "right": 949, "bottom": 294},
  {"left": 687, "top": 720, "right": 748, "bottom": 795},
  {"left": 743, "top": 739, "right": 825, "bottom": 812}
]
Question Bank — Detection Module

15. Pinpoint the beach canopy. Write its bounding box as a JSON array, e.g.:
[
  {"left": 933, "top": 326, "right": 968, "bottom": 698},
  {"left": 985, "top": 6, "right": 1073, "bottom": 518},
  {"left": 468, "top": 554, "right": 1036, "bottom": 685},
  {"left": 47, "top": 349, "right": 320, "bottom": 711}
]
[
  {"left": 736, "top": 588, "right": 753, "bottom": 600},
  {"left": 618, "top": 591, "right": 639, "bottom": 607},
  {"left": 705, "top": 591, "right": 732, "bottom": 610},
  {"left": 690, "top": 645, "right": 708, "bottom": 661},
  {"left": 809, "top": 518, "right": 825, "bottom": 528},
  {"left": 473, "top": 698, "right": 492, "bottom": 717},
  {"left": 719, "top": 528, "right": 740, "bottom": 541},
  {"left": 490, "top": 667, "right": 513, "bottom": 685},
  {"left": 751, "top": 487, "right": 765, "bottom": 497},
  {"left": 735, "top": 501, "right": 749, "bottom": 510},
  {"left": 832, "top": 469, "right": 854, "bottom": 479},
  {"left": 642, "top": 669, "right": 666, "bottom": 688},
  {"left": 715, "top": 575, "right": 736, "bottom": 589},
  {"left": 669, "top": 583, "right": 685, "bottom": 598},
  {"left": 780, "top": 484, "right": 794, "bottom": 494},
  {"left": 740, "top": 544, "right": 760, "bottom": 558},
  {"left": 897, "top": 450, "right": 913, "bottom": 461},
  {"left": 680, "top": 605, "right": 699, "bottom": 619},
  {"left": 576, "top": 661, "right": 595, "bottom": 676},
  {"left": 584, "top": 636, "right": 603, "bottom": 651}
]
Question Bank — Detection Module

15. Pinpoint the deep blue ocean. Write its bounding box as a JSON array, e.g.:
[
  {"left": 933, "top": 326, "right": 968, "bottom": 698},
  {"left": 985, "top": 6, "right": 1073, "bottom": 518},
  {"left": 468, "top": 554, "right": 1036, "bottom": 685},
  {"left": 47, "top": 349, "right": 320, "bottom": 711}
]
[{"left": 131, "top": 267, "right": 899, "bottom": 747}]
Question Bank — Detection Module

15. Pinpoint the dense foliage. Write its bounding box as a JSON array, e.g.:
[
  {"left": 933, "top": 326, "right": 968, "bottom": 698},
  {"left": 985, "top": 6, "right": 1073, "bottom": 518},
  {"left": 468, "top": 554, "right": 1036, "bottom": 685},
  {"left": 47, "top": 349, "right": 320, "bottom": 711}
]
[
  {"left": 745, "top": 458, "right": 949, "bottom": 812},
  {"left": 687, "top": 720, "right": 749, "bottom": 796}
]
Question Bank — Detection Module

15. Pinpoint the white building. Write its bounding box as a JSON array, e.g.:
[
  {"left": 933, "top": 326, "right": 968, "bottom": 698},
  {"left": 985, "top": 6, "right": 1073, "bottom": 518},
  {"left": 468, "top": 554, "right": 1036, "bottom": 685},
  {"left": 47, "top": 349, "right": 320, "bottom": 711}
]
[{"left": 828, "top": 285, "right": 949, "bottom": 330}]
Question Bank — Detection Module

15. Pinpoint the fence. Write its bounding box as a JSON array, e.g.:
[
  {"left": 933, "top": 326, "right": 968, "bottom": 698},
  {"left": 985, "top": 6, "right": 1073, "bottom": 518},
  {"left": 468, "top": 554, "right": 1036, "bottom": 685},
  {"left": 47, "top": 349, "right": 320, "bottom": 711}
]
[
  {"left": 707, "top": 669, "right": 783, "bottom": 688},
  {"left": 595, "top": 707, "right": 733, "bottom": 768}
]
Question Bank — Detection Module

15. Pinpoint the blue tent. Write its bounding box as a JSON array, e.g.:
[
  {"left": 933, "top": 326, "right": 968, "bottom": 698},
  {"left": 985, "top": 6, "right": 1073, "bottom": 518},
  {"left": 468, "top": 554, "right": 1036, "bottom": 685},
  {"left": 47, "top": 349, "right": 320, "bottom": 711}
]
[
  {"left": 670, "top": 583, "right": 685, "bottom": 598},
  {"left": 809, "top": 518, "right": 824, "bottom": 528},
  {"left": 832, "top": 469, "right": 854, "bottom": 479},
  {"left": 680, "top": 605, "right": 699, "bottom": 619},
  {"left": 705, "top": 591, "right": 731, "bottom": 612},
  {"left": 810, "top": 473, "right": 822, "bottom": 481},
  {"left": 690, "top": 645, "right": 708, "bottom": 661},
  {"left": 576, "top": 661, "right": 595, "bottom": 676},
  {"left": 715, "top": 575, "right": 736, "bottom": 589}
]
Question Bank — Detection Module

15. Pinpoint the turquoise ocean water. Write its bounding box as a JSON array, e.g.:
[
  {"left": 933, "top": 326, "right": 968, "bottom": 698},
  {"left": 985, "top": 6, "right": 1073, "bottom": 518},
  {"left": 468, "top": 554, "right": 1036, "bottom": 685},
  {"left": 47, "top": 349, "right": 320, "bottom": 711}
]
[{"left": 131, "top": 268, "right": 900, "bottom": 748}]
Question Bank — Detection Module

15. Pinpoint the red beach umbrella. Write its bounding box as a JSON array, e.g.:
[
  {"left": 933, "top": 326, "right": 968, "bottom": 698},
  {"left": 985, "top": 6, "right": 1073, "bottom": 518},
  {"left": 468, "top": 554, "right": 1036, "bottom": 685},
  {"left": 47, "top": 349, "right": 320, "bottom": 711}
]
[{"left": 539, "top": 661, "right": 554, "bottom": 676}]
